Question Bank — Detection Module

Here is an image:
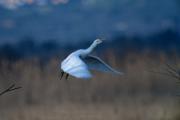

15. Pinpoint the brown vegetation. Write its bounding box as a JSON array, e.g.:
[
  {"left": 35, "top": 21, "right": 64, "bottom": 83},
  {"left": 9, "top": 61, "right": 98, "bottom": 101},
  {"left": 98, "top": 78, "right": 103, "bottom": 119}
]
[{"left": 0, "top": 51, "right": 179, "bottom": 120}]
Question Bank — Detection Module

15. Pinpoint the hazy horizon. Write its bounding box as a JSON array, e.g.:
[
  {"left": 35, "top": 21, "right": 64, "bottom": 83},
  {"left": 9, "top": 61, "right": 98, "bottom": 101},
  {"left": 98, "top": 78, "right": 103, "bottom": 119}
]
[{"left": 0, "top": 0, "right": 180, "bottom": 45}]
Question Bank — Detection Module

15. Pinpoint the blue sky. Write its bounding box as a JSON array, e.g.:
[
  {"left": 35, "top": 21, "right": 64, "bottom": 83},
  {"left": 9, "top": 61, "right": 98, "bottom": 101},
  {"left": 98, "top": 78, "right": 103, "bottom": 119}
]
[{"left": 0, "top": 0, "right": 179, "bottom": 45}]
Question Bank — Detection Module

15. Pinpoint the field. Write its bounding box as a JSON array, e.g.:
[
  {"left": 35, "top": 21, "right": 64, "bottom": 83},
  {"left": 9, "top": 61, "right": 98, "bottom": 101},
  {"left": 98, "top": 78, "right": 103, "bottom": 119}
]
[
  {"left": 0, "top": 51, "right": 179, "bottom": 120},
  {"left": 0, "top": 101, "right": 177, "bottom": 120}
]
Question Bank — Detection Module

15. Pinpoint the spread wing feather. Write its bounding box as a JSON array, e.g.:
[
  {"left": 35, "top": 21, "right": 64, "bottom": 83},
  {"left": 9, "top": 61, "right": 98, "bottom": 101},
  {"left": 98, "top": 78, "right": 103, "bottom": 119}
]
[{"left": 82, "top": 55, "right": 123, "bottom": 75}]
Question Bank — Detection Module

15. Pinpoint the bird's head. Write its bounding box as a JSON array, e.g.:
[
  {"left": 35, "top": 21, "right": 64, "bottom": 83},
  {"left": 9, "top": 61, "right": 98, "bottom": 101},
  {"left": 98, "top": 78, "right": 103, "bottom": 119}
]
[{"left": 94, "top": 38, "right": 103, "bottom": 45}]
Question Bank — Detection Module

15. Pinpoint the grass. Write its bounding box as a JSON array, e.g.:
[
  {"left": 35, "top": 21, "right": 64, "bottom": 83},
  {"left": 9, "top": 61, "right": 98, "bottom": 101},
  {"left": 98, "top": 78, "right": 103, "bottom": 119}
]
[
  {"left": 0, "top": 100, "right": 177, "bottom": 120},
  {"left": 0, "top": 51, "right": 179, "bottom": 120}
]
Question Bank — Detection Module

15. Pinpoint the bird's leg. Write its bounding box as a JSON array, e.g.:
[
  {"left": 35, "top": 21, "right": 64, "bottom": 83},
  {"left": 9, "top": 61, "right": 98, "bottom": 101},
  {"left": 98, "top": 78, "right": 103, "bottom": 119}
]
[
  {"left": 65, "top": 74, "right": 69, "bottom": 80},
  {"left": 60, "top": 71, "right": 64, "bottom": 80}
]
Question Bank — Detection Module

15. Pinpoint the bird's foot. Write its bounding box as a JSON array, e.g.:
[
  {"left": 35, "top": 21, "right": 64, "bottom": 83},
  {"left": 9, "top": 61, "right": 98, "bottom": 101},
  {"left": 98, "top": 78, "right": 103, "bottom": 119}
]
[
  {"left": 65, "top": 74, "right": 69, "bottom": 80},
  {"left": 60, "top": 71, "right": 64, "bottom": 80}
]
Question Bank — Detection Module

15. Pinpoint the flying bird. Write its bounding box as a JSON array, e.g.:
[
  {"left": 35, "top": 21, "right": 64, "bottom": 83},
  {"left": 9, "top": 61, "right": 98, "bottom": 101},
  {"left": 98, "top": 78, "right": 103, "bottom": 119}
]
[{"left": 60, "top": 39, "right": 123, "bottom": 80}]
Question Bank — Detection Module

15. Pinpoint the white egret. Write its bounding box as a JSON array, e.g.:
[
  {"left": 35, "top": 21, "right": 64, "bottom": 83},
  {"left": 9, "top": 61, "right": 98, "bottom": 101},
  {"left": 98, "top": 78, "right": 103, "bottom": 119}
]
[{"left": 60, "top": 39, "right": 123, "bottom": 80}]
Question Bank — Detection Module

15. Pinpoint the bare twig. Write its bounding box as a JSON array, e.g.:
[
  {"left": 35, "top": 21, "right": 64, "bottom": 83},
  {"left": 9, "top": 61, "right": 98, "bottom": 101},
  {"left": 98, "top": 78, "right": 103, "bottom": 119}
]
[
  {"left": 165, "top": 63, "right": 180, "bottom": 80},
  {"left": 165, "top": 63, "right": 177, "bottom": 73},
  {"left": 166, "top": 69, "right": 180, "bottom": 80},
  {"left": 147, "top": 70, "right": 171, "bottom": 77},
  {"left": 147, "top": 62, "right": 180, "bottom": 80},
  {"left": 0, "top": 84, "right": 22, "bottom": 96}
]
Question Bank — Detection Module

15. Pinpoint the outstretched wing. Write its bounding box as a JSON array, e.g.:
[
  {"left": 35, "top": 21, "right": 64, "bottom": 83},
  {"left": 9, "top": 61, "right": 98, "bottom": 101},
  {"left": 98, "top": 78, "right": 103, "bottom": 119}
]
[
  {"left": 82, "top": 55, "right": 123, "bottom": 75},
  {"left": 61, "top": 55, "right": 92, "bottom": 79}
]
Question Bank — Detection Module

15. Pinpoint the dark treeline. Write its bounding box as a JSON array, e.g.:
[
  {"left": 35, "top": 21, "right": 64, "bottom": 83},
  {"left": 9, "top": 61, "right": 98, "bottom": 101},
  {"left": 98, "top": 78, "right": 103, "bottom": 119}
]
[{"left": 0, "top": 28, "right": 179, "bottom": 61}]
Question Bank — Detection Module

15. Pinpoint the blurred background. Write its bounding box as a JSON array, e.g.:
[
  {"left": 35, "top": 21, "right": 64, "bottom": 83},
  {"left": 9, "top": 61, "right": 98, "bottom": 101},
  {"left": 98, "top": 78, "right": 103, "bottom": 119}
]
[{"left": 0, "top": 0, "right": 180, "bottom": 120}]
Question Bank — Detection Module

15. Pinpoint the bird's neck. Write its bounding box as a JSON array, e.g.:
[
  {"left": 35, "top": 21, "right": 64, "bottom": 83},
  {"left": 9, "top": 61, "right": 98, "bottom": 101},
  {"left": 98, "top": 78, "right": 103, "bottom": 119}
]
[{"left": 83, "top": 42, "right": 97, "bottom": 55}]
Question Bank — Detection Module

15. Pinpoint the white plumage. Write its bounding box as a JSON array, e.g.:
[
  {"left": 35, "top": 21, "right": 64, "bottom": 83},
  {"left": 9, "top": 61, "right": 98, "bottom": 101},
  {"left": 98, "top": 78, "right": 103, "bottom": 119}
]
[
  {"left": 60, "top": 39, "right": 123, "bottom": 79},
  {"left": 61, "top": 52, "right": 92, "bottom": 79}
]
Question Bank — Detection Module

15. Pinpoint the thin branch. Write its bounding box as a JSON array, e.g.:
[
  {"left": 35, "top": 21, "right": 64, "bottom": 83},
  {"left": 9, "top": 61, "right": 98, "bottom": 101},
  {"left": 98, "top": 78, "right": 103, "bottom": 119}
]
[
  {"left": 165, "top": 63, "right": 177, "bottom": 72},
  {"left": 148, "top": 69, "right": 180, "bottom": 80},
  {"left": 150, "top": 62, "right": 180, "bottom": 81},
  {"left": 166, "top": 68, "right": 180, "bottom": 80},
  {"left": 147, "top": 70, "right": 172, "bottom": 77},
  {"left": 165, "top": 63, "right": 180, "bottom": 77},
  {"left": 0, "top": 84, "right": 22, "bottom": 96}
]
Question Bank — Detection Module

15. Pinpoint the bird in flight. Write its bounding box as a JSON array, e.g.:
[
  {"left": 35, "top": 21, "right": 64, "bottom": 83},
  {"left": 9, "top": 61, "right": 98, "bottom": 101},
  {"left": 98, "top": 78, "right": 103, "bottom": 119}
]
[{"left": 60, "top": 39, "right": 123, "bottom": 80}]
